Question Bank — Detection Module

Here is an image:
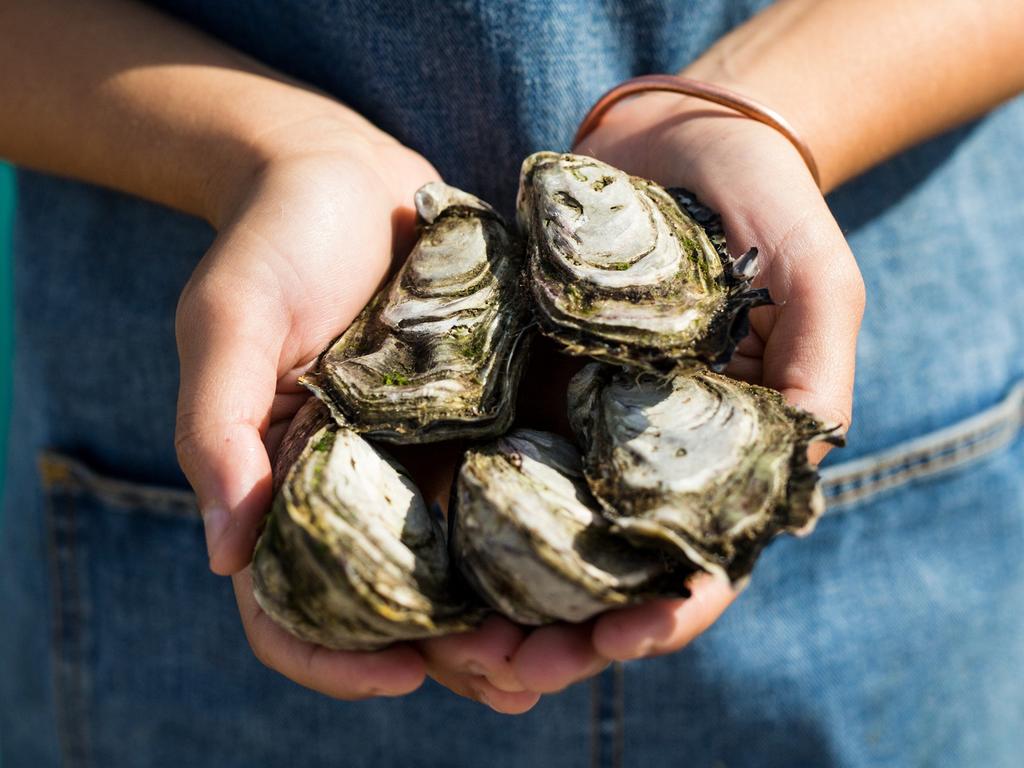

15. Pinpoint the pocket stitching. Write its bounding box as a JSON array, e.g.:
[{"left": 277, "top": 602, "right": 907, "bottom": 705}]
[
  {"left": 821, "top": 379, "right": 1024, "bottom": 512},
  {"left": 45, "top": 481, "right": 95, "bottom": 768},
  {"left": 35, "top": 381, "right": 1024, "bottom": 520},
  {"left": 39, "top": 452, "right": 198, "bottom": 520}
]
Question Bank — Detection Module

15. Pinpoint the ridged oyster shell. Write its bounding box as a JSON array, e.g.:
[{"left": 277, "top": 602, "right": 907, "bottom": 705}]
[
  {"left": 302, "top": 182, "right": 531, "bottom": 443},
  {"left": 451, "top": 429, "right": 687, "bottom": 624},
  {"left": 517, "top": 152, "right": 769, "bottom": 371},
  {"left": 252, "top": 399, "right": 482, "bottom": 651},
  {"left": 568, "top": 363, "right": 839, "bottom": 584},
  {"left": 252, "top": 157, "right": 841, "bottom": 650}
]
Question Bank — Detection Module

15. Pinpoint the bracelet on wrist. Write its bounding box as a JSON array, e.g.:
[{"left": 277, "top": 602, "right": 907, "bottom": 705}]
[{"left": 574, "top": 73, "right": 821, "bottom": 189}]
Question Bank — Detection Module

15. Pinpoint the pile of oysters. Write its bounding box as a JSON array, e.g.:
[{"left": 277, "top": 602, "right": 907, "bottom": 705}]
[{"left": 252, "top": 152, "right": 839, "bottom": 651}]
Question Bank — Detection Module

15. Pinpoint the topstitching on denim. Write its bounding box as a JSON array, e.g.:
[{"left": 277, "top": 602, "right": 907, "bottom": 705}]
[
  {"left": 35, "top": 376, "right": 1024, "bottom": 524},
  {"left": 821, "top": 379, "right": 1024, "bottom": 513},
  {"left": 37, "top": 452, "right": 198, "bottom": 519},
  {"left": 45, "top": 479, "right": 94, "bottom": 768},
  {"left": 590, "top": 662, "right": 626, "bottom": 768}
]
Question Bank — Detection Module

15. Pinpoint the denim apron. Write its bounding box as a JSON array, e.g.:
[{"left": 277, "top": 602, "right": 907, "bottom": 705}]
[{"left": 2, "top": 1, "right": 1022, "bottom": 766}]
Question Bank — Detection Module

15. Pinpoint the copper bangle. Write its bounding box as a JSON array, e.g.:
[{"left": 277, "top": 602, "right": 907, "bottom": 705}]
[{"left": 573, "top": 74, "right": 821, "bottom": 189}]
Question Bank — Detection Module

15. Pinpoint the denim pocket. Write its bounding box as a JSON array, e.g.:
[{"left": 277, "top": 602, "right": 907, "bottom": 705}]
[
  {"left": 821, "top": 378, "right": 1024, "bottom": 514},
  {"left": 35, "top": 378, "right": 1022, "bottom": 768},
  {"left": 36, "top": 452, "right": 593, "bottom": 768},
  {"left": 39, "top": 453, "right": 204, "bottom": 768}
]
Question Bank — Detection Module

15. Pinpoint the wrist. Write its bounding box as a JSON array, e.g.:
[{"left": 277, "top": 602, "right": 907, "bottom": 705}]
[
  {"left": 576, "top": 88, "right": 808, "bottom": 190},
  {"left": 576, "top": 74, "right": 823, "bottom": 190},
  {"left": 198, "top": 95, "right": 398, "bottom": 229},
  {"left": 677, "top": 59, "right": 845, "bottom": 192}
]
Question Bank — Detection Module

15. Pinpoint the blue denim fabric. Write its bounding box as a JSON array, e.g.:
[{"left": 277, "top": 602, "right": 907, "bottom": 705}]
[{"left": 2, "top": 1, "right": 1023, "bottom": 766}]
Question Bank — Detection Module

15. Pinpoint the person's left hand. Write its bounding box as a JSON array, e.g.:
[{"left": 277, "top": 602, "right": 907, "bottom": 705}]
[{"left": 420, "top": 86, "right": 864, "bottom": 712}]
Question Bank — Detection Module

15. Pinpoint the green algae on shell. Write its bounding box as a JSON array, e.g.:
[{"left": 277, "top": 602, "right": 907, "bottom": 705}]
[
  {"left": 568, "top": 363, "right": 842, "bottom": 585},
  {"left": 252, "top": 399, "right": 483, "bottom": 651},
  {"left": 302, "top": 182, "right": 532, "bottom": 443},
  {"left": 517, "top": 152, "right": 769, "bottom": 372}
]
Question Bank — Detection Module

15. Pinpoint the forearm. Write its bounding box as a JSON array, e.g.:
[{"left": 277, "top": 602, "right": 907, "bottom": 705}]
[
  {"left": 683, "top": 0, "right": 1024, "bottom": 191},
  {"left": 0, "top": 0, "right": 385, "bottom": 225}
]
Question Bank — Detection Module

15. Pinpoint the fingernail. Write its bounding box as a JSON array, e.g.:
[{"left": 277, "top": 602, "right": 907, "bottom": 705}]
[
  {"left": 619, "top": 618, "right": 666, "bottom": 658},
  {"left": 635, "top": 638, "right": 656, "bottom": 658},
  {"left": 202, "top": 506, "right": 231, "bottom": 559},
  {"left": 472, "top": 686, "right": 493, "bottom": 709}
]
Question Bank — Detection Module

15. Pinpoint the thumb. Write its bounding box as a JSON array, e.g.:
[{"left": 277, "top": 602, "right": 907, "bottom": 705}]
[{"left": 175, "top": 267, "right": 288, "bottom": 576}]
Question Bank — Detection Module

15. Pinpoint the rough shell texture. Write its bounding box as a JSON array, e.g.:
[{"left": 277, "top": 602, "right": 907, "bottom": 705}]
[
  {"left": 517, "top": 152, "right": 769, "bottom": 372},
  {"left": 451, "top": 428, "right": 688, "bottom": 624},
  {"left": 251, "top": 399, "right": 482, "bottom": 650},
  {"left": 568, "top": 363, "right": 840, "bottom": 584},
  {"left": 302, "top": 182, "right": 531, "bottom": 443},
  {"left": 253, "top": 155, "right": 841, "bottom": 648}
]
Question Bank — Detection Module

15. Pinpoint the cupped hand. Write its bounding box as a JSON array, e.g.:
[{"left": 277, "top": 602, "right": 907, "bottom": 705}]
[
  {"left": 171, "top": 118, "right": 548, "bottom": 712},
  {"left": 175, "top": 92, "right": 864, "bottom": 710},
  {"left": 446, "top": 91, "right": 866, "bottom": 705},
  {"left": 174, "top": 120, "right": 558, "bottom": 711},
  {"left": 573, "top": 92, "right": 866, "bottom": 437},
  {"left": 175, "top": 123, "right": 446, "bottom": 700}
]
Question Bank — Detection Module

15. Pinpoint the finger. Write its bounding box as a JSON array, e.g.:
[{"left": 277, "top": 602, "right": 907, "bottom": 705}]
[
  {"left": 264, "top": 393, "right": 310, "bottom": 462},
  {"left": 262, "top": 418, "right": 292, "bottom": 467},
  {"left": 511, "top": 623, "right": 610, "bottom": 693},
  {"left": 232, "top": 568, "right": 426, "bottom": 699},
  {"left": 418, "top": 614, "right": 528, "bottom": 693},
  {"left": 723, "top": 350, "right": 763, "bottom": 385},
  {"left": 763, "top": 242, "right": 865, "bottom": 463},
  {"left": 427, "top": 668, "right": 541, "bottom": 715},
  {"left": 270, "top": 392, "right": 310, "bottom": 423},
  {"left": 592, "top": 575, "right": 736, "bottom": 661},
  {"left": 175, "top": 242, "right": 289, "bottom": 575},
  {"left": 727, "top": 195, "right": 865, "bottom": 464}
]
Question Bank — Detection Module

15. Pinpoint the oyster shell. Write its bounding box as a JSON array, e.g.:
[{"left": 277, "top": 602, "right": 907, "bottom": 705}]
[
  {"left": 517, "top": 152, "right": 769, "bottom": 372},
  {"left": 252, "top": 155, "right": 844, "bottom": 649},
  {"left": 451, "top": 428, "right": 687, "bottom": 624},
  {"left": 252, "top": 399, "right": 482, "bottom": 651},
  {"left": 302, "top": 182, "right": 531, "bottom": 443},
  {"left": 568, "top": 364, "right": 839, "bottom": 584}
]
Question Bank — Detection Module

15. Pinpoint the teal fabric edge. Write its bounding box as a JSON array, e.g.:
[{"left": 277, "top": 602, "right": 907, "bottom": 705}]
[
  {"left": 0, "top": 163, "right": 13, "bottom": 523},
  {"left": 0, "top": 162, "right": 11, "bottom": 768}
]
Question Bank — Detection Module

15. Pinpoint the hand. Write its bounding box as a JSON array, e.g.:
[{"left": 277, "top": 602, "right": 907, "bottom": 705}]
[
  {"left": 175, "top": 119, "right": 445, "bottom": 699},
  {"left": 575, "top": 92, "right": 865, "bottom": 442},
  {"left": 439, "top": 91, "right": 865, "bottom": 705},
  {"left": 419, "top": 573, "right": 736, "bottom": 700}
]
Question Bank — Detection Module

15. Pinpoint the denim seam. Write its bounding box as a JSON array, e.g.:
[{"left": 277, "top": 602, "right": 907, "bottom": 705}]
[
  {"left": 32, "top": 379, "right": 1024, "bottom": 523},
  {"left": 38, "top": 452, "right": 198, "bottom": 519},
  {"left": 612, "top": 661, "right": 625, "bottom": 768},
  {"left": 44, "top": 482, "right": 94, "bottom": 768},
  {"left": 590, "top": 663, "right": 625, "bottom": 768},
  {"left": 44, "top": 480, "right": 68, "bottom": 766},
  {"left": 821, "top": 379, "right": 1024, "bottom": 512}
]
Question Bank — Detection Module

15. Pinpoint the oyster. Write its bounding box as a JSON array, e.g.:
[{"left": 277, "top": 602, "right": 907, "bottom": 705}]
[
  {"left": 251, "top": 155, "right": 841, "bottom": 650},
  {"left": 451, "top": 429, "right": 687, "bottom": 624},
  {"left": 302, "top": 182, "right": 531, "bottom": 443},
  {"left": 568, "top": 364, "right": 839, "bottom": 584},
  {"left": 517, "top": 152, "right": 769, "bottom": 371},
  {"left": 252, "top": 399, "right": 481, "bottom": 651}
]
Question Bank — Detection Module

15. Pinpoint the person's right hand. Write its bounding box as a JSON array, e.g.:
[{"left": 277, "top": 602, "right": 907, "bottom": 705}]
[
  {"left": 175, "top": 114, "right": 549, "bottom": 712},
  {"left": 174, "top": 118, "right": 447, "bottom": 701}
]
